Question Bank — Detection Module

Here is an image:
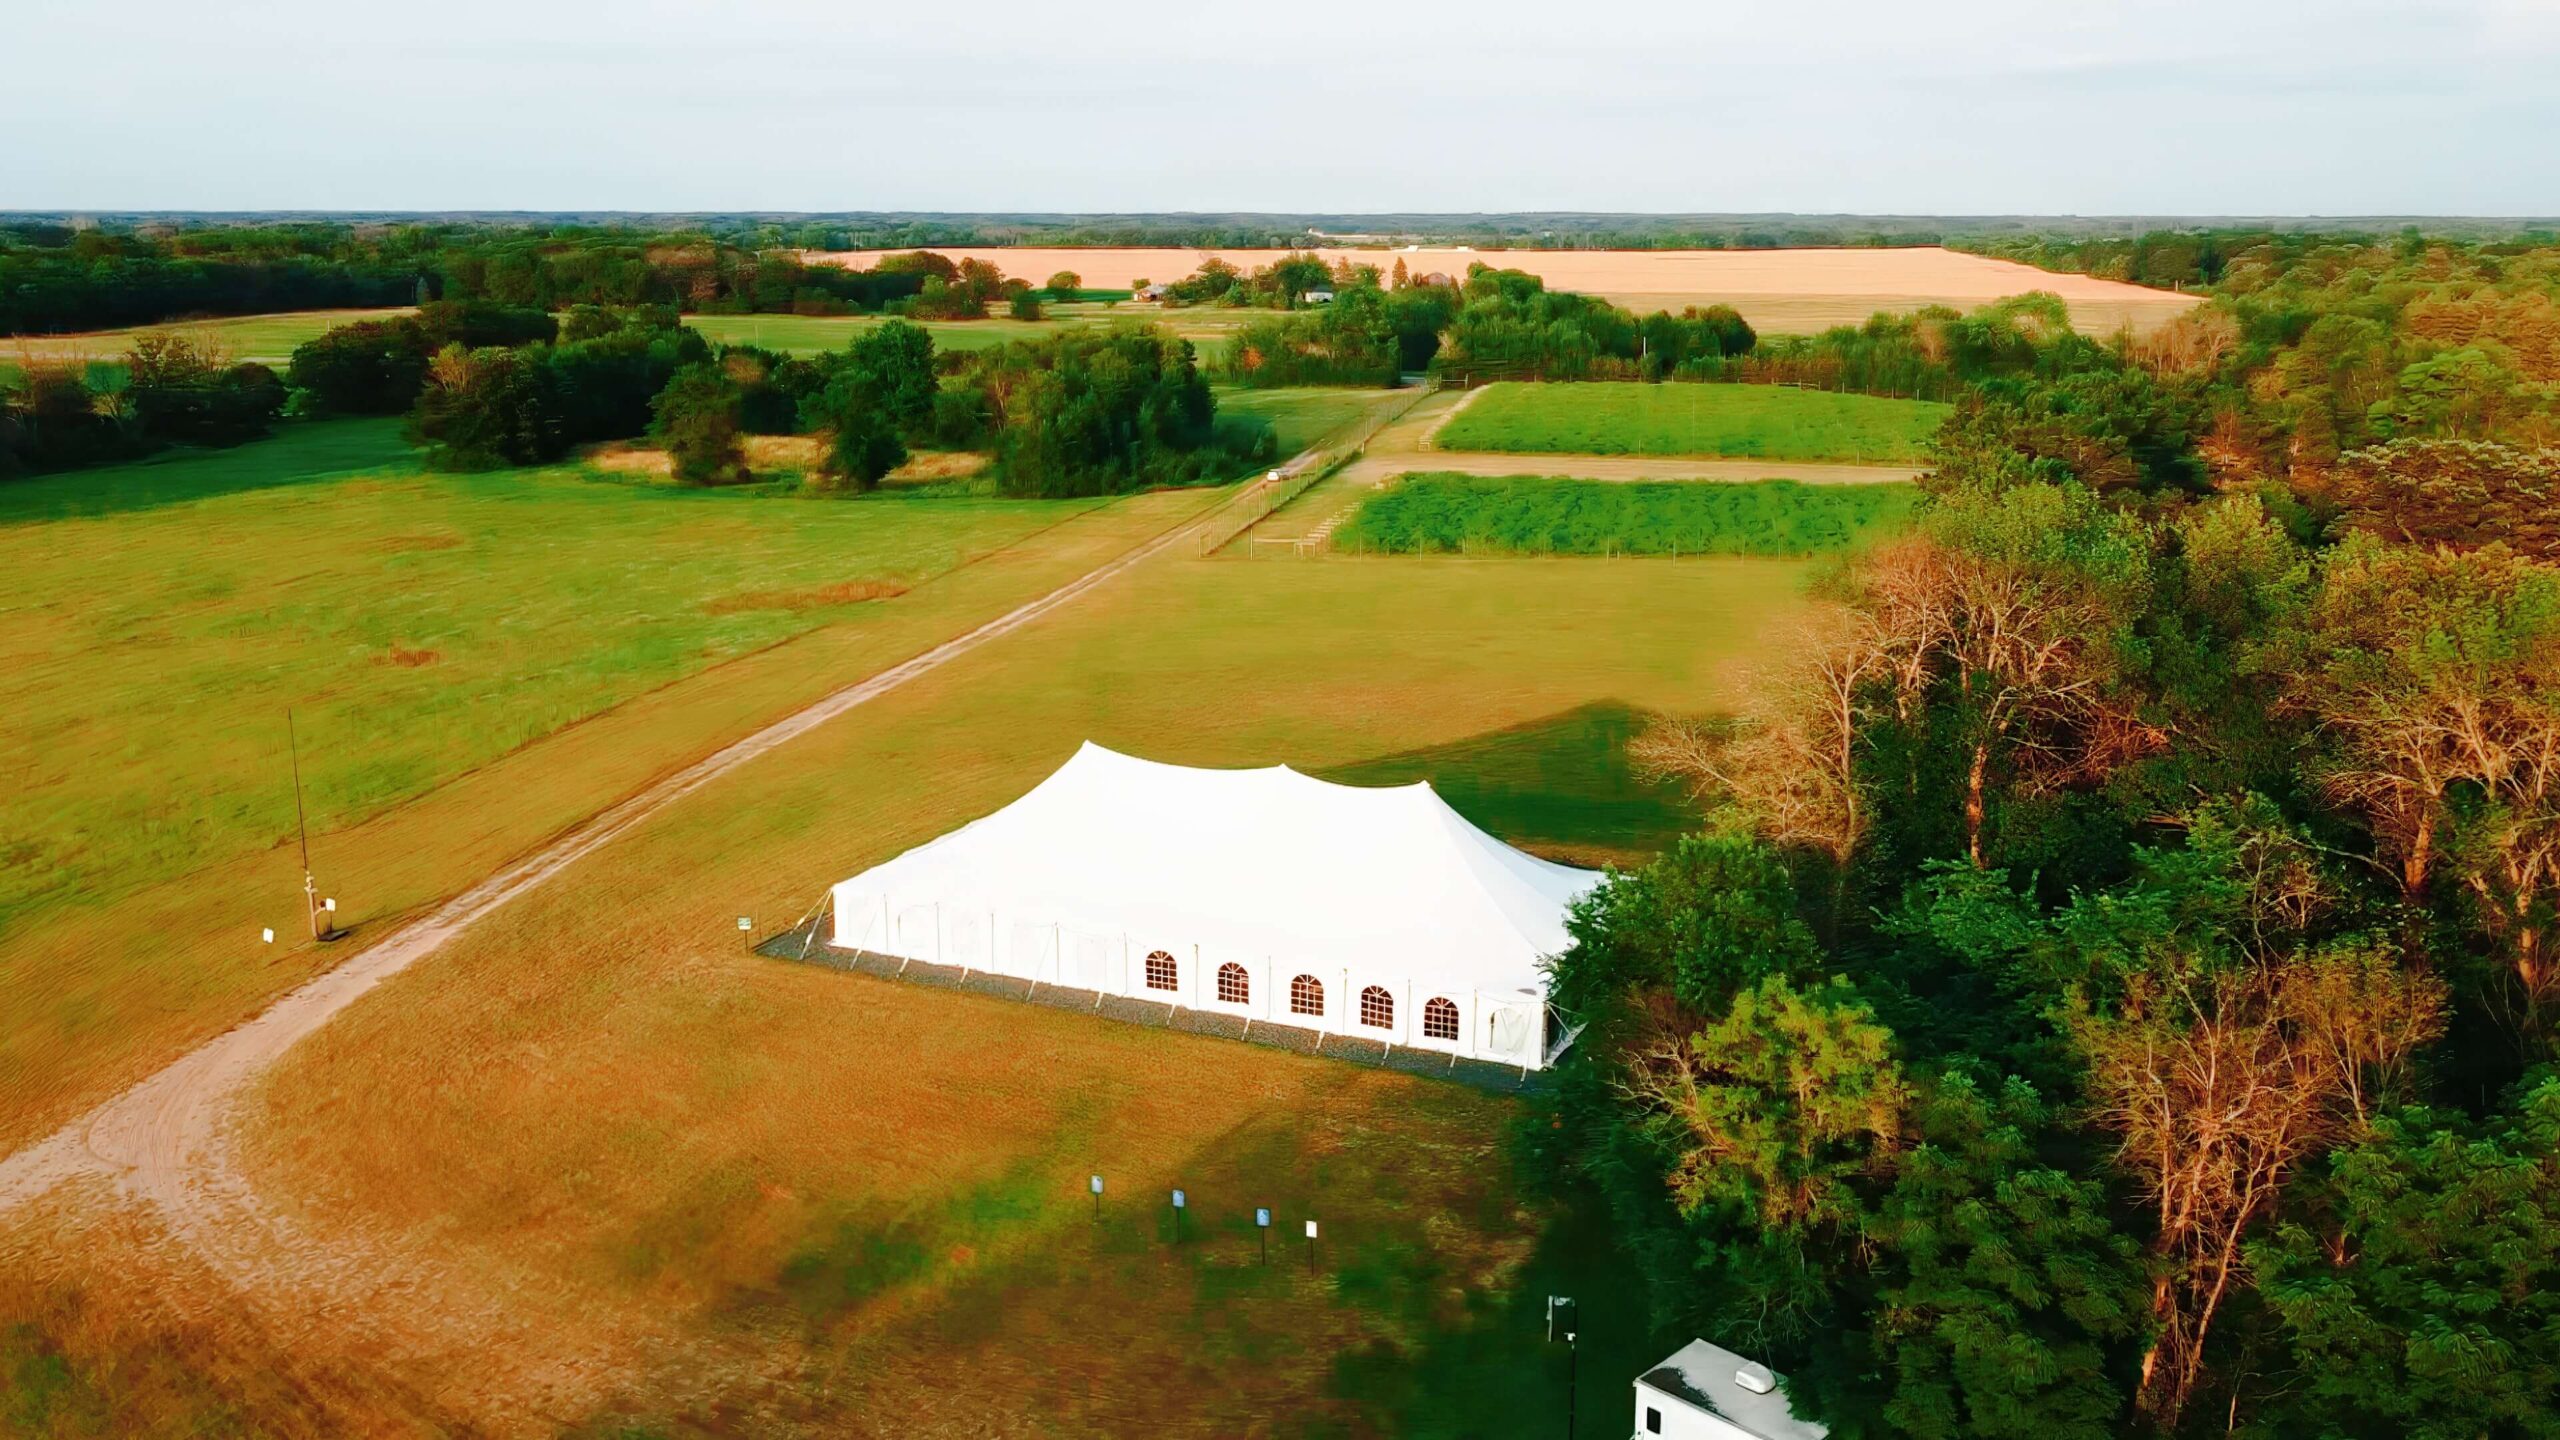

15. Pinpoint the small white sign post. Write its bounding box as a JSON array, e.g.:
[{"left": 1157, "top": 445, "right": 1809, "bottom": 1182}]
[
  {"left": 1304, "top": 1218, "right": 1319, "bottom": 1273},
  {"left": 1256, "top": 1207, "right": 1272, "bottom": 1264}
]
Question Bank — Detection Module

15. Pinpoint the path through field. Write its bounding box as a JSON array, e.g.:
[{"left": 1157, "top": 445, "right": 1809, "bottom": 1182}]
[
  {"left": 0, "top": 467, "right": 1287, "bottom": 1424},
  {"left": 1402, "top": 451, "right": 1923, "bottom": 485}
]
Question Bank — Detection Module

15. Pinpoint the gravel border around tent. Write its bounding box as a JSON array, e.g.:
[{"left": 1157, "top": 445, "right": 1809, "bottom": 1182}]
[{"left": 754, "top": 919, "right": 1546, "bottom": 1095}]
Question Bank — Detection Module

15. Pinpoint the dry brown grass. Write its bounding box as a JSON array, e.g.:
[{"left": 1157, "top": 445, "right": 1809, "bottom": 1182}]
[
  {"left": 220, "top": 551, "right": 1811, "bottom": 1432},
  {"left": 366, "top": 532, "right": 465, "bottom": 554},
  {"left": 818, "top": 245, "right": 2202, "bottom": 335},
  {"left": 376, "top": 645, "right": 443, "bottom": 668},
  {"left": 0, "top": 1190, "right": 481, "bottom": 1437},
  {"left": 700, "top": 579, "right": 910, "bottom": 614},
  {"left": 582, "top": 436, "right": 987, "bottom": 486}
]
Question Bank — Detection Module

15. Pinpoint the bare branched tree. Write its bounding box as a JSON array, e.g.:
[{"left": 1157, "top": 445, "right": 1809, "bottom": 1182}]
[
  {"left": 1866, "top": 536, "right": 2167, "bottom": 866},
  {"left": 1632, "top": 612, "right": 1887, "bottom": 880},
  {"left": 2291, "top": 539, "right": 2560, "bottom": 1041},
  {"left": 2075, "top": 958, "right": 2444, "bottom": 1428}
]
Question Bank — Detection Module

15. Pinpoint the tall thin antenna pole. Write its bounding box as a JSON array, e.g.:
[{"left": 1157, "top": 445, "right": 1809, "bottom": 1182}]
[
  {"left": 288, "top": 709, "right": 330, "bottom": 941},
  {"left": 288, "top": 708, "right": 312, "bottom": 876}
]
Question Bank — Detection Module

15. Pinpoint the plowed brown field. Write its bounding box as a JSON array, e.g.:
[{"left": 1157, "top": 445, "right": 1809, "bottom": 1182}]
[{"left": 811, "top": 244, "right": 2198, "bottom": 334}]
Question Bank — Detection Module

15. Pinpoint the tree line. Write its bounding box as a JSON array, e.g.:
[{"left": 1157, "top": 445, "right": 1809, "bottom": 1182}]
[
  {"left": 1538, "top": 236, "right": 2560, "bottom": 1439},
  {"left": 289, "top": 302, "right": 1257, "bottom": 499},
  {"left": 0, "top": 224, "right": 939, "bottom": 336}
]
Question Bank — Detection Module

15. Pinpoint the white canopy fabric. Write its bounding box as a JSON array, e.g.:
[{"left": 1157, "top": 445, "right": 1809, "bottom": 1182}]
[{"left": 829, "top": 742, "right": 1603, "bottom": 1067}]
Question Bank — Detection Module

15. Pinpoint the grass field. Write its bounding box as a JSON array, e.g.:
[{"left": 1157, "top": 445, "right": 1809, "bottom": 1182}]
[
  {"left": 1439, "top": 381, "right": 1949, "bottom": 462},
  {"left": 0, "top": 420, "right": 1265, "bottom": 1158},
  {"left": 207, "top": 547, "right": 1815, "bottom": 1434},
  {"left": 4, "top": 308, "right": 414, "bottom": 367},
  {"left": 1336, "top": 474, "right": 1920, "bottom": 556},
  {"left": 0, "top": 420, "right": 1100, "bottom": 929},
  {"left": 1214, "top": 386, "right": 1409, "bottom": 458},
  {"left": 0, "top": 374, "right": 1828, "bottom": 1434}
]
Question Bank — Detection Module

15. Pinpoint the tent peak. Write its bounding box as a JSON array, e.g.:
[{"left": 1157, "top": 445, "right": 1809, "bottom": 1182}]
[{"left": 1070, "top": 741, "right": 1438, "bottom": 798}]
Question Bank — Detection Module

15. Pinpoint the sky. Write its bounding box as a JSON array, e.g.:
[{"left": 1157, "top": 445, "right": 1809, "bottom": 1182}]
[{"left": 5, "top": 0, "right": 2558, "bottom": 215}]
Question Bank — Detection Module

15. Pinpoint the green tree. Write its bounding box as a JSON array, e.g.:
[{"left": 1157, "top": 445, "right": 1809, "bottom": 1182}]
[
  {"left": 801, "top": 374, "right": 905, "bottom": 493},
  {"left": 1551, "top": 834, "right": 1824, "bottom": 1019},
  {"left": 1009, "top": 291, "right": 1045, "bottom": 322},
  {"left": 1816, "top": 1073, "right": 2142, "bottom": 1440},
  {"left": 1045, "top": 270, "right": 1081, "bottom": 300},
  {"left": 842, "top": 319, "right": 938, "bottom": 432},
  {"left": 287, "top": 317, "right": 432, "bottom": 414},
  {"left": 649, "top": 362, "right": 747, "bottom": 485},
  {"left": 2370, "top": 346, "right": 2527, "bottom": 440},
  {"left": 407, "top": 343, "right": 563, "bottom": 470},
  {"left": 2249, "top": 1078, "right": 2560, "bottom": 1439}
]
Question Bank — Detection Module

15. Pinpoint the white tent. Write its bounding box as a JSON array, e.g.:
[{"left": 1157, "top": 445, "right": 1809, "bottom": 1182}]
[{"left": 829, "top": 742, "right": 1602, "bottom": 1069}]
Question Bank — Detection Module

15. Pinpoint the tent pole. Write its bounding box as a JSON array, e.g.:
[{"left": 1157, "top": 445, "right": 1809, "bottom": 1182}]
[{"left": 797, "top": 891, "right": 833, "bottom": 964}]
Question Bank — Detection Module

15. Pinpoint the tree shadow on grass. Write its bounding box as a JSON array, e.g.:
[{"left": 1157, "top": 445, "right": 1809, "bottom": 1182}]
[
  {"left": 0, "top": 417, "right": 418, "bottom": 526},
  {"left": 1307, "top": 1185, "right": 1675, "bottom": 1440},
  {"left": 1315, "top": 702, "right": 1700, "bottom": 870}
]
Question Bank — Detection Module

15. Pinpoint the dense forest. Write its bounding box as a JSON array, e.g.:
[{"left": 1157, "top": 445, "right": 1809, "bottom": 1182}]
[{"left": 1536, "top": 232, "right": 2560, "bottom": 1438}]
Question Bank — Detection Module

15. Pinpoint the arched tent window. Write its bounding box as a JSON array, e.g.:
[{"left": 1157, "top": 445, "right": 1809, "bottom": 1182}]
[
  {"left": 1422, "top": 996, "right": 1459, "bottom": 1041},
  {"left": 1290, "top": 974, "right": 1325, "bottom": 1017},
  {"left": 1359, "top": 985, "right": 1395, "bottom": 1030},
  {"left": 1144, "top": 950, "right": 1178, "bottom": 993},
  {"left": 1217, "top": 962, "right": 1251, "bottom": 1005}
]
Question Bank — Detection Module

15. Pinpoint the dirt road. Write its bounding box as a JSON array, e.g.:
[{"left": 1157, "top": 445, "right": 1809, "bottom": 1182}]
[{"left": 1388, "top": 451, "right": 1924, "bottom": 485}]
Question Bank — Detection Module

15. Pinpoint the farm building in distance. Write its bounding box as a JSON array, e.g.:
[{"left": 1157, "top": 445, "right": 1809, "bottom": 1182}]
[
  {"left": 826, "top": 743, "right": 1595, "bottom": 1068},
  {"left": 1632, "top": 1340, "right": 1828, "bottom": 1440}
]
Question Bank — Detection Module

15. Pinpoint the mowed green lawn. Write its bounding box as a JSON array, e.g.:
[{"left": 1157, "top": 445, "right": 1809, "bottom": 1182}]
[
  {"left": 0, "top": 419, "right": 1102, "bottom": 935},
  {"left": 1216, "top": 385, "right": 1409, "bottom": 457},
  {"left": 1439, "top": 381, "right": 1951, "bottom": 462},
  {"left": 1338, "top": 474, "right": 1921, "bottom": 557}
]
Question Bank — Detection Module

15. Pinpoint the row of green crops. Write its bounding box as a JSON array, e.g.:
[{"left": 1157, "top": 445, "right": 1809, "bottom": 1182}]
[{"left": 1334, "top": 474, "right": 1920, "bottom": 557}]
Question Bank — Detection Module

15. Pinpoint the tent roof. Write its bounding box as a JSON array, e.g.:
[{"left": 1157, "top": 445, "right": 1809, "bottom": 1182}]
[{"left": 834, "top": 742, "right": 1601, "bottom": 996}]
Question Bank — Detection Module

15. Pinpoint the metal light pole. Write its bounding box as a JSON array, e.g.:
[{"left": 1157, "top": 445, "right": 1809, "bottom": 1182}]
[
  {"left": 1565, "top": 1326, "right": 1578, "bottom": 1440},
  {"left": 1547, "top": 1295, "right": 1577, "bottom": 1439}
]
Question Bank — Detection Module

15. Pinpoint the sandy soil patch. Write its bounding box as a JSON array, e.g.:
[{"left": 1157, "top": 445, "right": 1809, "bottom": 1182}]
[{"left": 582, "top": 438, "right": 987, "bottom": 485}]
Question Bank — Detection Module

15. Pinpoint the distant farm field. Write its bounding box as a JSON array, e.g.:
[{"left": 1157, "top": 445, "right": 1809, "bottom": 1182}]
[
  {"left": 1440, "top": 381, "right": 1949, "bottom": 462},
  {"left": 1336, "top": 474, "right": 1921, "bottom": 556},
  {"left": 5, "top": 308, "right": 410, "bottom": 367},
  {"left": 815, "top": 244, "right": 2201, "bottom": 335}
]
